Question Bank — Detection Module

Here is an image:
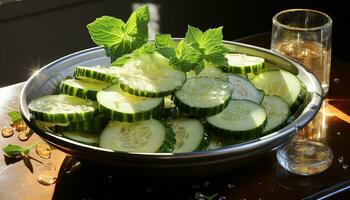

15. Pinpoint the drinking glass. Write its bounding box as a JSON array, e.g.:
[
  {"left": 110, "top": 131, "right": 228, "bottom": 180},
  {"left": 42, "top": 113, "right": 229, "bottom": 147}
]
[
  {"left": 271, "top": 9, "right": 332, "bottom": 96},
  {"left": 272, "top": 9, "right": 333, "bottom": 175}
]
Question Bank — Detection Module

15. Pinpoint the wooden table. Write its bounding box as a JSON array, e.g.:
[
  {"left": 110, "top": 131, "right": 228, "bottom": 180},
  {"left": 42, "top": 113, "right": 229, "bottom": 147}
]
[{"left": 1, "top": 33, "right": 350, "bottom": 200}]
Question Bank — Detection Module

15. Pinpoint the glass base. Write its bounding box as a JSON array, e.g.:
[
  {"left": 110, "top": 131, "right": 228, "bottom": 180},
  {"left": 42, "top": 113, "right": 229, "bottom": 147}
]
[{"left": 277, "top": 139, "right": 333, "bottom": 176}]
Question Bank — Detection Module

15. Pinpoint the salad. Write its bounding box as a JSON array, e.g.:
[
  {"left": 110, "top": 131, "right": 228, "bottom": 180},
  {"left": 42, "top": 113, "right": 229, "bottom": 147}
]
[{"left": 28, "top": 5, "right": 307, "bottom": 153}]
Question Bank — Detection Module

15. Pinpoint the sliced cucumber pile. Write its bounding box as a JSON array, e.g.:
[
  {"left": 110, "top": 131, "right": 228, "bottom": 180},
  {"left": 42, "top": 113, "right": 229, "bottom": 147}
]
[
  {"left": 174, "top": 77, "right": 232, "bottom": 117},
  {"left": 28, "top": 94, "right": 98, "bottom": 123},
  {"left": 118, "top": 53, "right": 186, "bottom": 97},
  {"left": 261, "top": 95, "right": 291, "bottom": 134},
  {"left": 99, "top": 119, "right": 175, "bottom": 153},
  {"left": 29, "top": 50, "right": 308, "bottom": 153},
  {"left": 169, "top": 118, "right": 208, "bottom": 153},
  {"left": 228, "top": 74, "right": 264, "bottom": 104},
  {"left": 59, "top": 78, "right": 112, "bottom": 100},
  {"left": 97, "top": 85, "right": 163, "bottom": 122},
  {"left": 251, "top": 69, "right": 306, "bottom": 112},
  {"left": 206, "top": 100, "right": 267, "bottom": 141},
  {"left": 221, "top": 54, "right": 265, "bottom": 74}
]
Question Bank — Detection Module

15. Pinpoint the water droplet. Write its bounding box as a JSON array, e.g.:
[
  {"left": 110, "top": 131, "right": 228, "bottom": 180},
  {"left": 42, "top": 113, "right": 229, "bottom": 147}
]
[
  {"left": 192, "top": 183, "right": 200, "bottom": 189},
  {"left": 338, "top": 156, "right": 344, "bottom": 163},
  {"left": 218, "top": 196, "right": 226, "bottom": 200},
  {"left": 1, "top": 127, "right": 14, "bottom": 138},
  {"left": 258, "top": 182, "right": 263, "bottom": 185},
  {"left": 241, "top": 198, "right": 247, "bottom": 200},
  {"left": 270, "top": 189, "right": 274, "bottom": 193},
  {"left": 204, "top": 181, "right": 210, "bottom": 188},
  {"left": 11, "top": 121, "right": 27, "bottom": 132},
  {"left": 18, "top": 127, "right": 32, "bottom": 141},
  {"left": 333, "top": 78, "right": 340, "bottom": 83},
  {"left": 337, "top": 131, "right": 341, "bottom": 136},
  {"left": 36, "top": 142, "right": 51, "bottom": 159},
  {"left": 145, "top": 187, "right": 153, "bottom": 193},
  {"left": 227, "top": 182, "right": 236, "bottom": 189},
  {"left": 35, "top": 163, "right": 57, "bottom": 186},
  {"left": 343, "top": 164, "right": 348, "bottom": 170},
  {"left": 37, "top": 175, "right": 57, "bottom": 185},
  {"left": 258, "top": 197, "right": 264, "bottom": 200},
  {"left": 63, "top": 160, "right": 81, "bottom": 174}
]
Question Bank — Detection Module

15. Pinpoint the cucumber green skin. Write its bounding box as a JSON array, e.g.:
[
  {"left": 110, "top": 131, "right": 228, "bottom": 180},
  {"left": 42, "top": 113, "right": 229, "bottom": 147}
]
[
  {"left": 55, "top": 115, "right": 108, "bottom": 133},
  {"left": 157, "top": 124, "right": 176, "bottom": 153},
  {"left": 220, "top": 63, "right": 264, "bottom": 74},
  {"left": 195, "top": 131, "right": 210, "bottom": 151},
  {"left": 120, "top": 82, "right": 184, "bottom": 98},
  {"left": 61, "top": 131, "right": 99, "bottom": 146},
  {"left": 289, "top": 84, "right": 308, "bottom": 114},
  {"left": 205, "top": 119, "right": 267, "bottom": 142},
  {"left": 29, "top": 109, "right": 99, "bottom": 123},
  {"left": 59, "top": 81, "right": 103, "bottom": 101},
  {"left": 173, "top": 95, "right": 231, "bottom": 117},
  {"left": 288, "top": 87, "right": 310, "bottom": 123},
  {"left": 261, "top": 96, "right": 291, "bottom": 135},
  {"left": 73, "top": 67, "right": 118, "bottom": 83},
  {"left": 98, "top": 101, "right": 164, "bottom": 122}
]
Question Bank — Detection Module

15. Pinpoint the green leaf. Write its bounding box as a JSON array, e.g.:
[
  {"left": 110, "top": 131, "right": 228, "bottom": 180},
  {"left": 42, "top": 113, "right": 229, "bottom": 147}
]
[
  {"left": 111, "top": 43, "right": 155, "bottom": 66},
  {"left": 184, "top": 26, "right": 229, "bottom": 67},
  {"left": 87, "top": 5, "right": 150, "bottom": 61},
  {"left": 126, "top": 5, "right": 150, "bottom": 37},
  {"left": 7, "top": 111, "right": 23, "bottom": 123},
  {"left": 155, "top": 34, "right": 176, "bottom": 58},
  {"left": 173, "top": 40, "right": 203, "bottom": 73},
  {"left": 2, "top": 144, "right": 25, "bottom": 157}
]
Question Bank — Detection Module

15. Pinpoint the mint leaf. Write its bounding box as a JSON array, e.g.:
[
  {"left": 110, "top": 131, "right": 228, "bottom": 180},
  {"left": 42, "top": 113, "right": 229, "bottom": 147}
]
[
  {"left": 111, "top": 43, "right": 155, "bottom": 66},
  {"left": 174, "top": 40, "right": 203, "bottom": 73},
  {"left": 185, "top": 25, "right": 229, "bottom": 67},
  {"left": 2, "top": 144, "right": 25, "bottom": 157},
  {"left": 87, "top": 5, "right": 150, "bottom": 61},
  {"left": 8, "top": 111, "right": 23, "bottom": 123},
  {"left": 155, "top": 34, "right": 176, "bottom": 58}
]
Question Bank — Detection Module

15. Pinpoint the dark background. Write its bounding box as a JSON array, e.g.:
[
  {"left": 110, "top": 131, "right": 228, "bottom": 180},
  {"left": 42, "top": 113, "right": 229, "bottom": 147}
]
[{"left": 0, "top": 0, "right": 348, "bottom": 87}]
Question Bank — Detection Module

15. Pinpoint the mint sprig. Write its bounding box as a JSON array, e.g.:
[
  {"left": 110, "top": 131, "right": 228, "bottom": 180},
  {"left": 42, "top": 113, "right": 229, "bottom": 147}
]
[
  {"left": 155, "top": 26, "right": 228, "bottom": 75},
  {"left": 2, "top": 142, "right": 40, "bottom": 158},
  {"left": 111, "top": 43, "right": 156, "bottom": 66},
  {"left": 87, "top": 5, "right": 150, "bottom": 61},
  {"left": 7, "top": 111, "right": 23, "bottom": 123}
]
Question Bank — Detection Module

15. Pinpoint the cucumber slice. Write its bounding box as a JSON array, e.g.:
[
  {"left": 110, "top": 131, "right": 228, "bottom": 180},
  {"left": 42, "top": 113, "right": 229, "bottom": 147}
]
[
  {"left": 61, "top": 131, "right": 99, "bottom": 146},
  {"left": 221, "top": 54, "right": 265, "bottom": 74},
  {"left": 97, "top": 85, "right": 163, "bottom": 122},
  {"left": 59, "top": 78, "right": 112, "bottom": 100},
  {"left": 55, "top": 115, "right": 108, "bottom": 133},
  {"left": 74, "top": 66, "right": 120, "bottom": 83},
  {"left": 118, "top": 53, "right": 186, "bottom": 97},
  {"left": 174, "top": 77, "right": 232, "bottom": 117},
  {"left": 207, "top": 134, "right": 225, "bottom": 150},
  {"left": 169, "top": 118, "right": 209, "bottom": 153},
  {"left": 99, "top": 119, "right": 175, "bottom": 153},
  {"left": 261, "top": 95, "right": 291, "bottom": 134},
  {"left": 186, "top": 65, "right": 227, "bottom": 80},
  {"left": 251, "top": 70, "right": 306, "bottom": 112},
  {"left": 206, "top": 100, "right": 267, "bottom": 141},
  {"left": 28, "top": 94, "right": 98, "bottom": 123},
  {"left": 228, "top": 74, "right": 264, "bottom": 104}
]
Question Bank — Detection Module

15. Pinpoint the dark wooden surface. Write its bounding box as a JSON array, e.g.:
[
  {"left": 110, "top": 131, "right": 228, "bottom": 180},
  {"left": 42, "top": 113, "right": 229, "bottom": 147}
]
[{"left": 1, "top": 33, "right": 350, "bottom": 200}]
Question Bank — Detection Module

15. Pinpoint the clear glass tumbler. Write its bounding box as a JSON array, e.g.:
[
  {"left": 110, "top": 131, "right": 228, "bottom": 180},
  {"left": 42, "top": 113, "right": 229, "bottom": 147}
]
[{"left": 271, "top": 9, "right": 332, "bottom": 95}]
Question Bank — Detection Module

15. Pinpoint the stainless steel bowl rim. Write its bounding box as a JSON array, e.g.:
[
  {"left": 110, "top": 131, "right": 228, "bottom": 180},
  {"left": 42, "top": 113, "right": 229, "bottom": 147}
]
[{"left": 19, "top": 39, "right": 323, "bottom": 161}]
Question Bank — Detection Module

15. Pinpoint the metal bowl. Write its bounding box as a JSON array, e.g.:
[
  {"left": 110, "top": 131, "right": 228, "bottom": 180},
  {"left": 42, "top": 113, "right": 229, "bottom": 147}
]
[{"left": 19, "top": 40, "right": 323, "bottom": 177}]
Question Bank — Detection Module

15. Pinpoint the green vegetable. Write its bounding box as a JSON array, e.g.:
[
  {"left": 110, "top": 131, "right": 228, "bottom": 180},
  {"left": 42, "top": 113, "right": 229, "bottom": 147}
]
[
  {"left": 8, "top": 111, "right": 23, "bottom": 123},
  {"left": 87, "top": 5, "right": 150, "bottom": 61},
  {"left": 112, "top": 43, "right": 156, "bottom": 66},
  {"left": 185, "top": 25, "right": 229, "bottom": 67},
  {"left": 2, "top": 142, "right": 40, "bottom": 158},
  {"left": 155, "top": 34, "right": 203, "bottom": 74},
  {"left": 154, "top": 26, "right": 229, "bottom": 74}
]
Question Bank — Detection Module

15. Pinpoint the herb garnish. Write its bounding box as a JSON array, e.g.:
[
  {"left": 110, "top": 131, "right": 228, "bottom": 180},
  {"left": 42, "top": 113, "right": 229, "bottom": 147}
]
[
  {"left": 7, "top": 111, "right": 23, "bottom": 123},
  {"left": 2, "top": 142, "right": 40, "bottom": 158},
  {"left": 87, "top": 5, "right": 150, "bottom": 61}
]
